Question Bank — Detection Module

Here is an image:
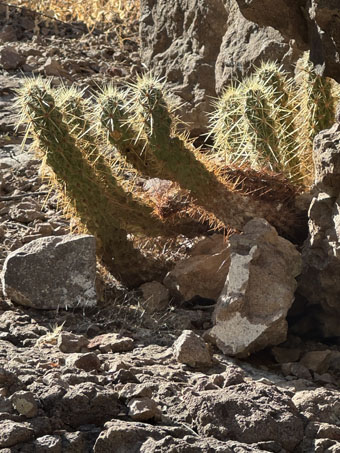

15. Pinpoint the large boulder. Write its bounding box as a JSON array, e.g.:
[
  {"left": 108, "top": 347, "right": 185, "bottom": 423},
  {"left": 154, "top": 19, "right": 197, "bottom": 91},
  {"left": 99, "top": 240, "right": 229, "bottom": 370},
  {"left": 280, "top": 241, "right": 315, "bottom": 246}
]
[
  {"left": 235, "top": 0, "right": 340, "bottom": 83},
  {"left": 209, "top": 218, "right": 302, "bottom": 357},
  {"left": 140, "top": 0, "right": 297, "bottom": 135},
  {"left": 1, "top": 235, "right": 97, "bottom": 309},
  {"left": 299, "top": 123, "right": 340, "bottom": 336}
]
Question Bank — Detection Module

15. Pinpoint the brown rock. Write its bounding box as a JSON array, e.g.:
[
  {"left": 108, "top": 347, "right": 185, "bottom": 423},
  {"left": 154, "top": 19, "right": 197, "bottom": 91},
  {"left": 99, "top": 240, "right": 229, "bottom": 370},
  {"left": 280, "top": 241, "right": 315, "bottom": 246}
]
[
  {"left": 0, "top": 46, "right": 25, "bottom": 70},
  {"left": 128, "top": 397, "right": 161, "bottom": 421},
  {"left": 173, "top": 330, "right": 211, "bottom": 367},
  {"left": 65, "top": 352, "right": 101, "bottom": 372},
  {"left": 0, "top": 420, "right": 34, "bottom": 448},
  {"left": 209, "top": 218, "right": 302, "bottom": 357},
  {"left": 87, "top": 333, "right": 134, "bottom": 353},
  {"left": 140, "top": 281, "right": 169, "bottom": 314},
  {"left": 163, "top": 234, "right": 230, "bottom": 301},
  {"left": 57, "top": 332, "right": 89, "bottom": 353},
  {"left": 300, "top": 350, "right": 332, "bottom": 374}
]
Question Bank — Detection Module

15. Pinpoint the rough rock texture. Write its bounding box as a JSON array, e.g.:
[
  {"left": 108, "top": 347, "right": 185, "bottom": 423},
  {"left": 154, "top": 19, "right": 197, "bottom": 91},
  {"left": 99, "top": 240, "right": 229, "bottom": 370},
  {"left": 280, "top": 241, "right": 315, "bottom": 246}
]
[
  {"left": 163, "top": 234, "right": 230, "bottom": 301},
  {"left": 139, "top": 281, "right": 170, "bottom": 313},
  {"left": 140, "top": 0, "right": 297, "bottom": 134},
  {"left": 180, "top": 382, "right": 304, "bottom": 451},
  {"left": 1, "top": 235, "right": 97, "bottom": 310},
  {"left": 209, "top": 218, "right": 302, "bottom": 357},
  {"left": 140, "top": 0, "right": 228, "bottom": 136},
  {"left": 215, "top": 0, "right": 294, "bottom": 93},
  {"left": 299, "top": 124, "right": 340, "bottom": 336},
  {"left": 235, "top": 0, "right": 340, "bottom": 82},
  {"left": 173, "top": 330, "right": 212, "bottom": 367}
]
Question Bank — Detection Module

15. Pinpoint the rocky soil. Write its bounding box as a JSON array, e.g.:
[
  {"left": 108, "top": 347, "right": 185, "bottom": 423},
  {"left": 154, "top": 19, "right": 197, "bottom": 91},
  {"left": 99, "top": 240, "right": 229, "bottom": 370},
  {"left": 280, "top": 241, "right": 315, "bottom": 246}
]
[{"left": 1, "top": 4, "right": 340, "bottom": 453}]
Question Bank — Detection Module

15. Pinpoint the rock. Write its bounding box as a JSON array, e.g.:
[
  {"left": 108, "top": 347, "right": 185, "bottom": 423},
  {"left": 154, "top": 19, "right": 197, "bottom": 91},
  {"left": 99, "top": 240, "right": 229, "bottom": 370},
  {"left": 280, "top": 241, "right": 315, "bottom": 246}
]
[
  {"left": 235, "top": 0, "right": 340, "bottom": 83},
  {"left": 11, "top": 391, "right": 38, "bottom": 418},
  {"left": 0, "top": 420, "right": 34, "bottom": 448},
  {"left": 215, "top": 0, "right": 294, "bottom": 93},
  {"left": 1, "top": 234, "right": 97, "bottom": 309},
  {"left": 181, "top": 382, "right": 304, "bottom": 451},
  {"left": 299, "top": 124, "right": 340, "bottom": 336},
  {"left": 300, "top": 350, "right": 332, "bottom": 374},
  {"left": 173, "top": 330, "right": 211, "bottom": 367},
  {"left": 0, "top": 46, "right": 25, "bottom": 70},
  {"left": 57, "top": 332, "right": 89, "bottom": 353},
  {"left": 61, "top": 431, "right": 86, "bottom": 453},
  {"left": 139, "top": 281, "right": 169, "bottom": 313},
  {"left": 40, "top": 57, "right": 68, "bottom": 77},
  {"left": 209, "top": 218, "right": 302, "bottom": 357},
  {"left": 128, "top": 397, "right": 161, "bottom": 421},
  {"left": 87, "top": 333, "right": 134, "bottom": 353},
  {"left": 140, "top": 0, "right": 228, "bottom": 136},
  {"left": 65, "top": 352, "right": 101, "bottom": 372},
  {"left": 281, "top": 362, "right": 313, "bottom": 380},
  {"left": 0, "top": 25, "right": 18, "bottom": 43},
  {"left": 272, "top": 346, "right": 302, "bottom": 364},
  {"left": 8, "top": 200, "right": 45, "bottom": 223},
  {"left": 163, "top": 234, "right": 230, "bottom": 301},
  {"left": 293, "top": 388, "right": 340, "bottom": 425},
  {"left": 34, "top": 435, "right": 62, "bottom": 453}
]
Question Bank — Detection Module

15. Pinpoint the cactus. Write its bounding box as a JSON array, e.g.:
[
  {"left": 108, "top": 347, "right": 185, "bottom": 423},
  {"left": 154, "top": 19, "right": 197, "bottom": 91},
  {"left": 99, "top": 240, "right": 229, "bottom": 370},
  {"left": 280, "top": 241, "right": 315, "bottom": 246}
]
[{"left": 16, "top": 78, "right": 165, "bottom": 287}]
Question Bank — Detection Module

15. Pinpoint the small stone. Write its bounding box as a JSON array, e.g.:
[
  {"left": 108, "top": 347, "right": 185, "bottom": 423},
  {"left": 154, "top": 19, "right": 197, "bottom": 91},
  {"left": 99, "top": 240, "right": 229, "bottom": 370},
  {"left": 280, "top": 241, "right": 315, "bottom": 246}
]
[
  {"left": 119, "top": 383, "right": 153, "bottom": 400},
  {"left": 281, "top": 362, "right": 312, "bottom": 380},
  {"left": 300, "top": 350, "right": 332, "bottom": 374},
  {"left": 40, "top": 57, "right": 66, "bottom": 77},
  {"left": 173, "top": 330, "right": 212, "bottom": 367},
  {"left": 11, "top": 391, "right": 38, "bottom": 418},
  {"left": 128, "top": 397, "right": 161, "bottom": 421},
  {"left": 58, "top": 332, "right": 89, "bottom": 353},
  {"left": 0, "top": 420, "right": 34, "bottom": 448},
  {"left": 34, "top": 434, "right": 62, "bottom": 453},
  {"left": 140, "top": 281, "right": 169, "bottom": 313},
  {"left": 87, "top": 333, "right": 134, "bottom": 353},
  {"left": 9, "top": 200, "right": 45, "bottom": 223},
  {"left": 65, "top": 353, "right": 101, "bottom": 372},
  {"left": 0, "top": 46, "right": 25, "bottom": 70}
]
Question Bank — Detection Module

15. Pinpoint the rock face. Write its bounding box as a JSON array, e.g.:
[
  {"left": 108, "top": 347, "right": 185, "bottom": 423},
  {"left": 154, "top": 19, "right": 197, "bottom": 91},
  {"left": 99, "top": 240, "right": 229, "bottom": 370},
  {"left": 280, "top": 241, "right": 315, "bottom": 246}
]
[
  {"left": 163, "top": 234, "right": 230, "bottom": 301},
  {"left": 215, "top": 0, "right": 293, "bottom": 93},
  {"left": 299, "top": 123, "right": 340, "bottom": 336},
  {"left": 209, "top": 218, "right": 302, "bottom": 357},
  {"left": 1, "top": 235, "right": 97, "bottom": 309},
  {"left": 140, "top": 0, "right": 297, "bottom": 135},
  {"left": 140, "top": 0, "right": 228, "bottom": 136},
  {"left": 235, "top": 0, "right": 340, "bottom": 83}
]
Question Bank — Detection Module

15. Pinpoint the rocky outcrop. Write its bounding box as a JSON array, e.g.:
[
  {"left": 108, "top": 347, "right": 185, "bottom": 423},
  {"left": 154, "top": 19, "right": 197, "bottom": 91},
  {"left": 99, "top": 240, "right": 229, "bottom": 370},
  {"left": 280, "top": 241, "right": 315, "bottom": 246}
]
[
  {"left": 209, "top": 218, "right": 302, "bottom": 357},
  {"left": 299, "top": 123, "right": 340, "bottom": 336},
  {"left": 235, "top": 0, "right": 340, "bottom": 83},
  {"left": 140, "top": 0, "right": 296, "bottom": 135},
  {"left": 1, "top": 235, "right": 97, "bottom": 309}
]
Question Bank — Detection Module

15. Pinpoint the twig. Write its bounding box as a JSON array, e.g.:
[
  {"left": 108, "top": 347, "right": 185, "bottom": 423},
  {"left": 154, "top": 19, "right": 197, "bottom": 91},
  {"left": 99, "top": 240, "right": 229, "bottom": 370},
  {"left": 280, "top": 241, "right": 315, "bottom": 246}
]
[{"left": 0, "top": 191, "right": 49, "bottom": 201}]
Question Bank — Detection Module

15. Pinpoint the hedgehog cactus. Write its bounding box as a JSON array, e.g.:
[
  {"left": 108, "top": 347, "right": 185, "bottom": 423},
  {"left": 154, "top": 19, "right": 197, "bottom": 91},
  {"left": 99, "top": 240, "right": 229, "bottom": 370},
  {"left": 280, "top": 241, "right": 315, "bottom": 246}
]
[{"left": 16, "top": 79, "right": 164, "bottom": 287}]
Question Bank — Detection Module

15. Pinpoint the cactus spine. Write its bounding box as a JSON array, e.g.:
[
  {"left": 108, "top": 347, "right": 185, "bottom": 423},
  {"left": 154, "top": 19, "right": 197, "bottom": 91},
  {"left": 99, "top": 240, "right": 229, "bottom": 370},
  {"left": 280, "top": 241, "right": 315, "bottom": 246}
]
[{"left": 17, "top": 79, "right": 163, "bottom": 286}]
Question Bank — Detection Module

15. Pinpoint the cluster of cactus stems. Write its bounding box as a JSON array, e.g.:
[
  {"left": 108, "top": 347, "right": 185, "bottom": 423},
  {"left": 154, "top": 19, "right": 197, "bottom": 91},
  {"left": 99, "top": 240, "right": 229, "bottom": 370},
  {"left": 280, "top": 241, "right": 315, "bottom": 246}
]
[
  {"left": 209, "top": 59, "right": 339, "bottom": 185},
  {"left": 18, "top": 63, "right": 331, "bottom": 286}
]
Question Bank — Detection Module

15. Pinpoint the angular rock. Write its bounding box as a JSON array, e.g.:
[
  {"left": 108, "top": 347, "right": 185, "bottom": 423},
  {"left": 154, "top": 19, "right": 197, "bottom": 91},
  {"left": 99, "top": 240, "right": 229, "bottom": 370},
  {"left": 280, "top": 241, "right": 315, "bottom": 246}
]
[
  {"left": 181, "top": 382, "right": 304, "bottom": 451},
  {"left": 1, "top": 235, "right": 97, "bottom": 309},
  {"left": 0, "top": 46, "right": 25, "bottom": 70},
  {"left": 139, "top": 281, "right": 169, "bottom": 314},
  {"left": 128, "top": 397, "right": 161, "bottom": 421},
  {"left": 209, "top": 218, "right": 302, "bottom": 357},
  {"left": 11, "top": 391, "right": 38, "bottom": 418},
  {"left": 0, "top": 420, "right": 34, "bottom": 448},
  {"left": 299, "top": 124, "right": 340, "bottom": 336},
  {"left": 9, "top": 200, "right": 45, "bottom": 223},
  {"left": 87, "top": 333, "right": 134, "bottom": 353},
  {"left": 300, "top": 350, "right": 332, "bottom": 374},
  {"left": 173, "top": 330, "right": 211, "bottom": 367},
  {"left": 164, "top": 234, "right": 230, "bottom": 301},
  {"left": 65, "top": 352, "right": 101, "bottom": 372},
  {"left": 57, "top": 332, "right": 89, "bottom": 353},
  {"left": 293, "top": 388, "right": 340, "bottom": 425},
  {"left": 34, "top": 435, "right": 62, "bottom": 453}
]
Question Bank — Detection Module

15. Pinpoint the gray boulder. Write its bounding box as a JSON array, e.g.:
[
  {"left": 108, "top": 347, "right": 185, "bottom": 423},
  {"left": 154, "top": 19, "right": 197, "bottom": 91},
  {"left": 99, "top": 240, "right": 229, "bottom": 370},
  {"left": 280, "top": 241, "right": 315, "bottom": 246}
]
[
  {"left": 1, "top": 235, "right": 97, "bottom": 309},
  {"left": 299, "top": 123, "right": 340, "bottom": 336},
  {"left": 209, "top": 218, "right": 301, "bottom": 357}
]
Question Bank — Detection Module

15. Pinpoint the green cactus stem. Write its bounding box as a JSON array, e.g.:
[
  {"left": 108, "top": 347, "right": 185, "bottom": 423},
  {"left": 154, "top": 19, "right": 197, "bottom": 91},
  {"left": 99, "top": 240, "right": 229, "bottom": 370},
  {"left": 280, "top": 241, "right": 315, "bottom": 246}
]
[{"left": 17, "top": 79, "right": 164, "bottom": 286}]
